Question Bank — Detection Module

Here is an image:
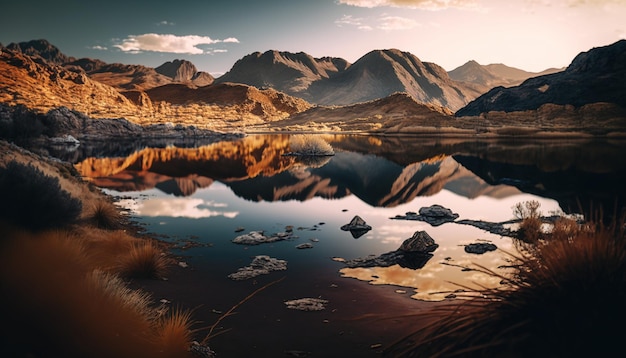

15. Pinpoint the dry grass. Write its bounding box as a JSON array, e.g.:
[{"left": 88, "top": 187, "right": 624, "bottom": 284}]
[
  {"left": 157, "top": 308, "right": 196, "bottom": 355},
  {"left": 88, "top": 201, "right": 123, "bottom": 230},
  {"left": 0, "top": 227, "right": 192, "bottom": 358},
  {"left": 117, "top": 241, "right": 170, "bottom": 279},
  {"left": 388, "top": 208, "right": 626, "bottom": 357},
  {"left": 288, "top": 134, "right": 335, "bottom": 156}
]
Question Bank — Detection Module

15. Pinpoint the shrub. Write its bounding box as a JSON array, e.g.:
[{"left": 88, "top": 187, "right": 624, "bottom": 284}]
[
  {"left": 0, "top": 104, "right": 45, "bottom": 141},
  {"left": 287, "top": 134, "right": 335, "bottom": 156},
  {"left": 157, "top": 307, "right": 195, "bottom": 355},
  {"left": 513, "top": 200, "right": 543, "bottom": 242},
  {"left": 0, "top": 160, "right": 82, "bottom": 231},
  {"left": 117, "top": 242, "right": 169, "bottom": 279},
  {"left": 89, "top": 201, "right": 122, "bottom": 230},
  {"left": 387, "top": 216, "right": 626, "bottom": 357}
]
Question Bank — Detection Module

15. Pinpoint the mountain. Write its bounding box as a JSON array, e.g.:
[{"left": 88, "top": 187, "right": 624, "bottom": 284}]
[
  {"left": 456, "top": 40, "right": 626, "bottom": 116},
  {"left": 483, "top": 63, "right": 563, "bottom": 82},
  {"left": 74, "top": 135, "right": 515, "bottom": 207},
  {"left": 0, "top": 42, "right": 312, "bottom": 127},
  {"left": 448, "top": 60, "right": 563, "bottom": 90},
  {"left": 143, "top": 82, "right": 311, "bottom": 117},
  {"left": 6, "top": 39, "right": 75, "bottom": 65},
  {"left": 154, "top": 59, "right": 214, "bottom": 86},
  {"left": 215, "top": 50, "right": 348, "bottom": 94},
  {"left": 216, "top": 49, "right": 482, "bottom": 111}
]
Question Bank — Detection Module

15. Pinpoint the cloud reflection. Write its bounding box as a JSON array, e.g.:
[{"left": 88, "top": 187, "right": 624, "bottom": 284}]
[{"left": 135, "top": 197, "right": 239, "bottom": 219}]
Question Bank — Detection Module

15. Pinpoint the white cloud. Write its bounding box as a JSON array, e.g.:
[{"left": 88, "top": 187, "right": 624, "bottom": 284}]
[
  {"left": 378, "top": 15, "right": 420, "bottom": 30},
  {"left": 222, "top": 37, "right": 240, "bottom": 43},
  {"left": 90, "top": 45, "right": 107, "bottom": 50},
  {"left": 158, "top": 20, "right": 175, "bottom": 26},
  {"left": 337, "top": 0, "right": 480, "bottom": 11},
  {"left": 114, "top": 33, "right": 239, "bottom": 54},
  {"left": 336, "top": 14, "right": 418, "bottom": 31},
  {"left": 136, "top": 197, "right": 239, "bottom": 219}
]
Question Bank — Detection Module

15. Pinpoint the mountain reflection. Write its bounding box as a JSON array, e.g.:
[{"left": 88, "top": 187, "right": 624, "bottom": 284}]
[
  {"left": 74, "top": 134, "right": 626, "bottom": 217},
  {"left": 75, "top": 134, "right": 513, "bottom": 207}
]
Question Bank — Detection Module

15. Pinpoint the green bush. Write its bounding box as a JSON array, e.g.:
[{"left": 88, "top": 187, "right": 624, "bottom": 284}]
[{"left": 0, "top": 161, "right": 82, "bottom": 230}]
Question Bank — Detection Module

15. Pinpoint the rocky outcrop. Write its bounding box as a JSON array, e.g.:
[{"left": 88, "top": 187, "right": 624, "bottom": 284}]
[
  {"left": 340, "top": 216, "right": 372, "bottom": 238},
  {"left": 391, "top": 204, "right": 459, "bottom": 226},
  {"left": 6, "top": 39, "right": 75, "bottom": 65},
  {"left": 456, "top": 40, "right": 626, "bottom": 116},
  {"left": 155, "top": 59, "right": 214, "bottom": 85},
  {"left": 341, "top": 231, "right": 437, "bottom": 269}
]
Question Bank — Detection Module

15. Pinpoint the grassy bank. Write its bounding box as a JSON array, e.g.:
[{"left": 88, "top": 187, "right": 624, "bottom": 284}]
[{"left": 0, "top": 141, "right": 197, "bottom": 358}]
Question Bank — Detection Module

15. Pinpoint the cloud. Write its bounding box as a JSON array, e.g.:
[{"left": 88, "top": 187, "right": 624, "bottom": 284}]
[
  {"left": 335, "top": 14, "right": 374, "bottom": 30},
  {"left": 136, "top": 197, "right": 239, "bottom": 219},
  {"left": 89, "top": 45, "right": 108, "bottom": 50},
  {"left": 114, "top": 34, "right": 239, "bottom": 54},
  {"left": 378, "top": 15, "right": 420, "bottom": 30},
  {"left": 337, "top": 0, "right": 480, "bottom": 10},
  {"left": 157, "top": 20, "right": 175, "bottom": 26},
  {"left": 336, "top": 14, "right": 418, "bottom": 31}
]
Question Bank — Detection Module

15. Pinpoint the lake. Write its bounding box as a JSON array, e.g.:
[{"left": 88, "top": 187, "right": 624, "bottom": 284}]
[{"left": 59, "top": 134, "right": 626, "bottom": 301}]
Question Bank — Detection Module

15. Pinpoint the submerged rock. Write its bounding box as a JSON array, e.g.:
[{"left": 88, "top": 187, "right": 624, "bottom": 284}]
[
  {"left": 456, "top": 219, "right": 516, "bottom": 237},
  {"left": 464, "top": 242, "right": 498, "bottom": 254},
  {"left": 342, "top": 231, "right": 437, "bottom": 269},
  {"left": 340, "top": 215, "right": 372, "bottom": 238},
  {"left": 392, "top": 204, "right": 459, "bottom": 226},
  {"left": 228, "top": 255, "right": 287, "bottom": 280},
  {"left": 296, "top": 243, "right": 314, "bottom": 249},
  {"left": 232, "top": 230, "right": 293, "bottom": 245},
  {"left": 284, "top": 298, "right": 329, "bottom": 311}
]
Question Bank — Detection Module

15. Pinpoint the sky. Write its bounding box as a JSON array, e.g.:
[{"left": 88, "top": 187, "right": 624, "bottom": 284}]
[{"left": 1, "top": 0, "right": 625, "bottom": 76}]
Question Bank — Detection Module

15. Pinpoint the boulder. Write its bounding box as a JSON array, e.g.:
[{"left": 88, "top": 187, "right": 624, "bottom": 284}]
[
  {"left": 342, "top": 231, "right": 438, "bottom": 270},
  {"left": 340, "top": 215, "right": 372, "bottom": 238},
  {"left": 399, "top": 231, "right": 439, "bottom": 253},
  {"left": 464, "top": 242, "right": 498, "bottom": 254},
  {"left": 391, "top": 204, "right": 458, "bottom": 226},
  {"left": 418, "top": 205, "right": 459, "bottom": 226}
]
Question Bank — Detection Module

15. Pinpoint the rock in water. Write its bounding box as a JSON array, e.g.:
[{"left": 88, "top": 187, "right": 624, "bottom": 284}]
[
  {"left": 399, "top": 231, "right": 439, "bottom": 253},
  {"left": 228, "top": 255, "right": 287, "bottom": 280},
  {"left": 418, "top": 204, "right": 459, "bottom": 226},
  {"left": 284, "top": 298, "right": 329, "bottom": 311},
  {"left": 464, "top": 242, "right": 497, "bottom": 254},
  {"left": 340, "top": 215, "right": 372, "bottom": 238}
]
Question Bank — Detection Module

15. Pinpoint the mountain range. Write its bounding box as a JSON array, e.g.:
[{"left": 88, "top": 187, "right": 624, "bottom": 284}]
[{"left": 1, "top": 38, "right": 625, "bottom": 135}]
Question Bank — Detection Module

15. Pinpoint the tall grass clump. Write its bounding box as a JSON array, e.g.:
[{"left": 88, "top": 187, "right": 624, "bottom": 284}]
[
  {"left": 157, "top": 308, "right": 195, "bottom": 355},
  {"left": 387, "top": 208, "right": 626, "bottom": 357},
  {"left": 0, "top": 228, "right": 195, "bottom": 358},
  {"left": 287, "top": 134, "right": 335, "bottom": 156},
  {"left": 0, "top": 160, "right": 82, "bottom": 231},
  {"left": 118, "top": 241, "right": 169, "bottom": 279},
  {"left": 89, "top": 201, "right": 123, "bottom": 230}
]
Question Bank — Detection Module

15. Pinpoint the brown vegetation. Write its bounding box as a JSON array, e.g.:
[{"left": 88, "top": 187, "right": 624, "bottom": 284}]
[
  {"left": 0, "top": 144, "right": 193, "bottom": 357},
  {"left": 388, "top": 203, "right": 626, "bottom": 357}
]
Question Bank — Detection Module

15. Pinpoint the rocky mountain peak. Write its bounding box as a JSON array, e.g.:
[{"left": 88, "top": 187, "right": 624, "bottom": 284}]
[
  {"left": 455, "top": 39, "right": 626, "bottom": 116},
  {"left": 6, "top": 39, "right": 75, "bottom": 65},
  {"left": 155, "top": 59, "right": 198, "bottom": 81}
]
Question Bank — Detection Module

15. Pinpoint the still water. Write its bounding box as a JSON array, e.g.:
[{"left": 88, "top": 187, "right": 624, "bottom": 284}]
[{"left": 67, "top": 134, "right": 626, "bottom": 301}]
